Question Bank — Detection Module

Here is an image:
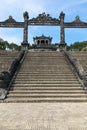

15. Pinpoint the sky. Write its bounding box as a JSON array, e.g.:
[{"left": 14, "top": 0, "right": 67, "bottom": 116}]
[{"left": 0, "top": 0, "right": 87, "bottom": 45}]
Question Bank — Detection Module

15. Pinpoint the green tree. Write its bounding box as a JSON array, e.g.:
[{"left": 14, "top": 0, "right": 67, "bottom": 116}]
[
  {"left": 67, "top": 41, "right": 87, "bottom": 51},
  {"left": 0, "top": 38, "right": 21, "bottom": 51}
]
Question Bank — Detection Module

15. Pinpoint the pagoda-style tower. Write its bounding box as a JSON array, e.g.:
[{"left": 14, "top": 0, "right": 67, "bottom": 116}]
[{"left": 33, "top": 35, "right": 52, "bottom": 47}]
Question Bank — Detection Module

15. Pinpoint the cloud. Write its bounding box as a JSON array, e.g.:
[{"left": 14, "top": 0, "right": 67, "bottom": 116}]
[
  {"left": 55, "top": 0, "right": 87, "bottom": 16},
  {"left": 0, "top": 0, "right": 87, "bottom": 19},
  {"left": 79, "top": 0, "right": 87, "bottom": 4},
  {"left": 0, "top": 0, "right": 45, "bottom": 20}
]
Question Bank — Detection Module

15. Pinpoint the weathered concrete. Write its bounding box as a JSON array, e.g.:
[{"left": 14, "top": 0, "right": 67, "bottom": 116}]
[{"left": 0, "top": 103, "right": 87, "bottom": 130}]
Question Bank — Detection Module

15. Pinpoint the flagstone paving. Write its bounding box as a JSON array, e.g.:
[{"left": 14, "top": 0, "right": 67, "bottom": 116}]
[{"left": 0, "top": 103, "right": 87, "bottom": 130}]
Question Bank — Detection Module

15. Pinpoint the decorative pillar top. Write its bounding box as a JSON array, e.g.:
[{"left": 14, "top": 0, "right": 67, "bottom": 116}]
[
  {"left": 23, "top": 11, "right": 29, "bottom": 20},
  {"left": 59, "top": 12, "right": 65, "bottom": 19},
  {"left": 59, "top": 11, "right": 65, "bottom": 24}
]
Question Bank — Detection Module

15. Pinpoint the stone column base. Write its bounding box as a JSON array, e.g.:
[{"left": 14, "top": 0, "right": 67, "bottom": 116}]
[
  {"left": 59, "top": 43, "right": 67, "bottom": 51},
  {"left": 21, "top": 42, "right": 29, "bottom": 50}
]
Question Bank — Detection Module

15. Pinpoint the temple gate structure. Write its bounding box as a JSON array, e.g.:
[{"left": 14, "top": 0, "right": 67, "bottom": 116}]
[{"left": 0, "top": 11, "right": 87, "bottom": 50}]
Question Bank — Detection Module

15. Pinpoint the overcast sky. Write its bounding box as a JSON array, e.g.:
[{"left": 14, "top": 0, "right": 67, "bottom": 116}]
[{"left": 0, "top": 0, "right": 87, "bottom": 45}]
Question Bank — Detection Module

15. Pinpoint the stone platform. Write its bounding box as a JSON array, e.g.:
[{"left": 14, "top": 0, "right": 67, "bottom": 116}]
[{"left": 0, "top": 103, "right": 87, "bottom": 130}]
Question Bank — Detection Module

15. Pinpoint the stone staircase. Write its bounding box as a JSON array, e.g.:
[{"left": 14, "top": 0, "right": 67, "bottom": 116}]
[
  {"left": 0, "top": 50, "right": 20, "bottom": 71},
  {"left": 69, "top": 51, "right": 87, "bottom": 71},
  {"left": 5, "top": 51, "right": 87, "bottom": 102}
]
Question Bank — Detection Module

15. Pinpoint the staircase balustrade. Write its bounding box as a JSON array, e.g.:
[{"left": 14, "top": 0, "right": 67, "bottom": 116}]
[
  {"left": 64, "top": 51, "right": 87, "bottom": 89},
  {"left": 0, "top": 50, "right": 25, "bottom": 99}
]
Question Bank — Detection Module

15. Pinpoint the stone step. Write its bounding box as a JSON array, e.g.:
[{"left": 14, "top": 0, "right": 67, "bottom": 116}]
[
  {"left": 21, "top": 63, "right": 68, "bottom": 64},
  {"left": 15, "top": 79, "right": 78, "bottom": 81},
  {"left": 13, "top": 80, "right": 80, "bottom": 84},
  {"left": 4, "top": 97, "right": 87, "bottom": 103},
  {"left": 15, "top": 78, "right": 78, "bottom": 81},
  {"left": 21, "top": 62, "right": 68, "bottom": 64},
  {"left": 23, "top": 60, "right": 67, "bottom": 61},
  {"left": 20, "top": 66, "right": 71, "bottom": 68},
  {"left": 20, "top": 70, "right": 72, "bottom": 73},
  {"left": 21, "top": 66, "right": 69, "bottom": 68},
  {"left": 25, "top": 56, "right": 65, "bottom": 58},
  {"left": 20, "top": 67, "right": 71, "bottom": 70},
  {"left": 24, "top": 62, "right": 67, "bottom": 64},
  {"left": 26, "top": 55, "right": 63, "bottom": 57},
  {"left": 22, "top": 62, "right": 68, "bottom": 64},
  {"left": 19, "top": 68, "right": 72, "bottom": 70},
  {"left": 16, "top": 76, "right": 75, "bottom": 79},
  {"left": 25, "top": 58, "right": 65, "bottom": 60},
  {"left": 17, "top": 74, "right": 74, "bottom": 77},
  {"left": 25, "top": 61, "right": 67, "bottom": 63},
  {"left": 9, "top": 90, "right": 85, "bottom": 93},
  {"left": 21, "top": 64, "right": 69, "bottom": 65},
  {"left": 18, "top": 71, "right": 74, "bottom": 76},
  {"left": 15, "top": 76, "right": 76, "bottom": 80},
  {"left": 24, "top": 59, "right": 67, "bottom": 61},
  {"left": 7, "top": 93, "right": 86, "bottom": 98},
  {"left": 12, "top": 83, "right": 81, "bottom": 87},
  {"left": 25, "top": 60, "right": 66, "bottom": 61},
  {"left": 22, "top": 64, "right": 69, "bottom": 66},
  {"left": 11, "top": 86, "right": 83, "bottom": 90},
  {"left": 24, "top": 58, "right": 67, "bottom": 60},
  {"left": 16, "top": 74, "right": 76, "bottom": 76},
  {"left": 21, "top": 61, "right": 68, "bottom": 63},
  {"left": 19, "top": 71, "right": 72, "bottom": 73}
]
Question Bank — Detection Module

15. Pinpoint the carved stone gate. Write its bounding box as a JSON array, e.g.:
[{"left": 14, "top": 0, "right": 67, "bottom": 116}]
[{"left": 0, "top": 11, "right": 87, "bottom": 50}]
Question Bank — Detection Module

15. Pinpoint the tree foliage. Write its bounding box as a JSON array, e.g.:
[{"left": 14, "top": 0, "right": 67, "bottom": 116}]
[
  {"left": 67, "top": 41, "right": 87, "bottom": 51},
  {"left": 0, "top": 37, "right": 87, "bottom": 51},
  {"left": 0, "top": 38, "right": 21, "bottom": 51}
]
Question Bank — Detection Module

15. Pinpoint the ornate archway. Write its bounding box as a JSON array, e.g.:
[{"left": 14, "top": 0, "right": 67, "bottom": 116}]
[{"left": 0, "top": 11, "right": 87, "bottom": 50}]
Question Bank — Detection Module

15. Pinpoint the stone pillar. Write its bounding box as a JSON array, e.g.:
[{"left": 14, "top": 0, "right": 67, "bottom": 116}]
[
  {"left": 59, "top": 12, "right": 66, "bottom": 51},
  {"left": 21, "top": 11, "right": 29, "bottom": 50}
]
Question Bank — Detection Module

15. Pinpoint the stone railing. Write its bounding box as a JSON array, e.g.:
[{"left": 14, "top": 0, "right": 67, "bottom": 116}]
[
  {"left": 63, "top": 51, "right": 87, "bottom": 89},
  {"left": 0, "top": 50, "right": 25, "bottom": 99}
]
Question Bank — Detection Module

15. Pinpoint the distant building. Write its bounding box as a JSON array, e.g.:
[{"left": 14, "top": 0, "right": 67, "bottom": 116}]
[
  {"left": 29, "top": 35, "right": 59, "bottom": 51},
  {"left": 33, "top": 35, "right": 52, "bottom": 47}
]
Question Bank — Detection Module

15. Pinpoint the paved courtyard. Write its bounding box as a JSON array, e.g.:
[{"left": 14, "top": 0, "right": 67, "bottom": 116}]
[{"left": 0, "top": 103, "right": 87, "bottom": 130}]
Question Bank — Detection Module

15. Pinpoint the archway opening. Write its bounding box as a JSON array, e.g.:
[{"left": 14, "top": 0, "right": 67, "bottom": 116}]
[
  {"left": 0, "top": 28, "right": 23, "bottom": 44},
  {"left": 0, "top": 28, "right": 23, "bottom": 50},
  {"left": 28, "top": 26, "right": 60, "bottom": 45},
  {"left": 65, "top": 28, "right": 87, "bottom": 45},
  {"left": 41, "top": 40, "right": 45, "bottom": 44}
]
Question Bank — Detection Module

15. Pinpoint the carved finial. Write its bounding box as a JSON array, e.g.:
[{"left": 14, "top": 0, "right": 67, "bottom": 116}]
[
  {"left": 75, "top": 16, "right": 81, "bottom": 22},
  {"left": 9, "top": 16, "right": 12, "bottom": 19},
  {"left": 4, "top": 16, "right": 16, "bottom": 23},
  {"left": 23, "top": 11, "right": 29, "bottom": 19},
  {"left": 47, "top": 14, "right": 50, "bottom": 17},
  {"left": 42, "top": 34, "right": 44, "bottom": 37},
  {"left": 60, "top": 11, "right": 65, "bottom": 16},
  {"left": 59, "top": 11, "right": 65, "bottom": 20},
  {"left": 76, "top": 16, "right": 80, "bottom": 20}
]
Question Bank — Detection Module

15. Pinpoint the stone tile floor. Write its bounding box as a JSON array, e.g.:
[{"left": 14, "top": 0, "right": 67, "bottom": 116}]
[{"left": 0, "top": 103, "right": 87, "bottom": 130}]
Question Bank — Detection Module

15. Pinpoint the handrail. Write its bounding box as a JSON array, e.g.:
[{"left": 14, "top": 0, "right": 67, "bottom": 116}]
[
  {"left": 0, "top": 50, "right": 25, "bottom": 99},
  {"left": 63, "top": 51, "right": 87, "bottom": 88}
]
